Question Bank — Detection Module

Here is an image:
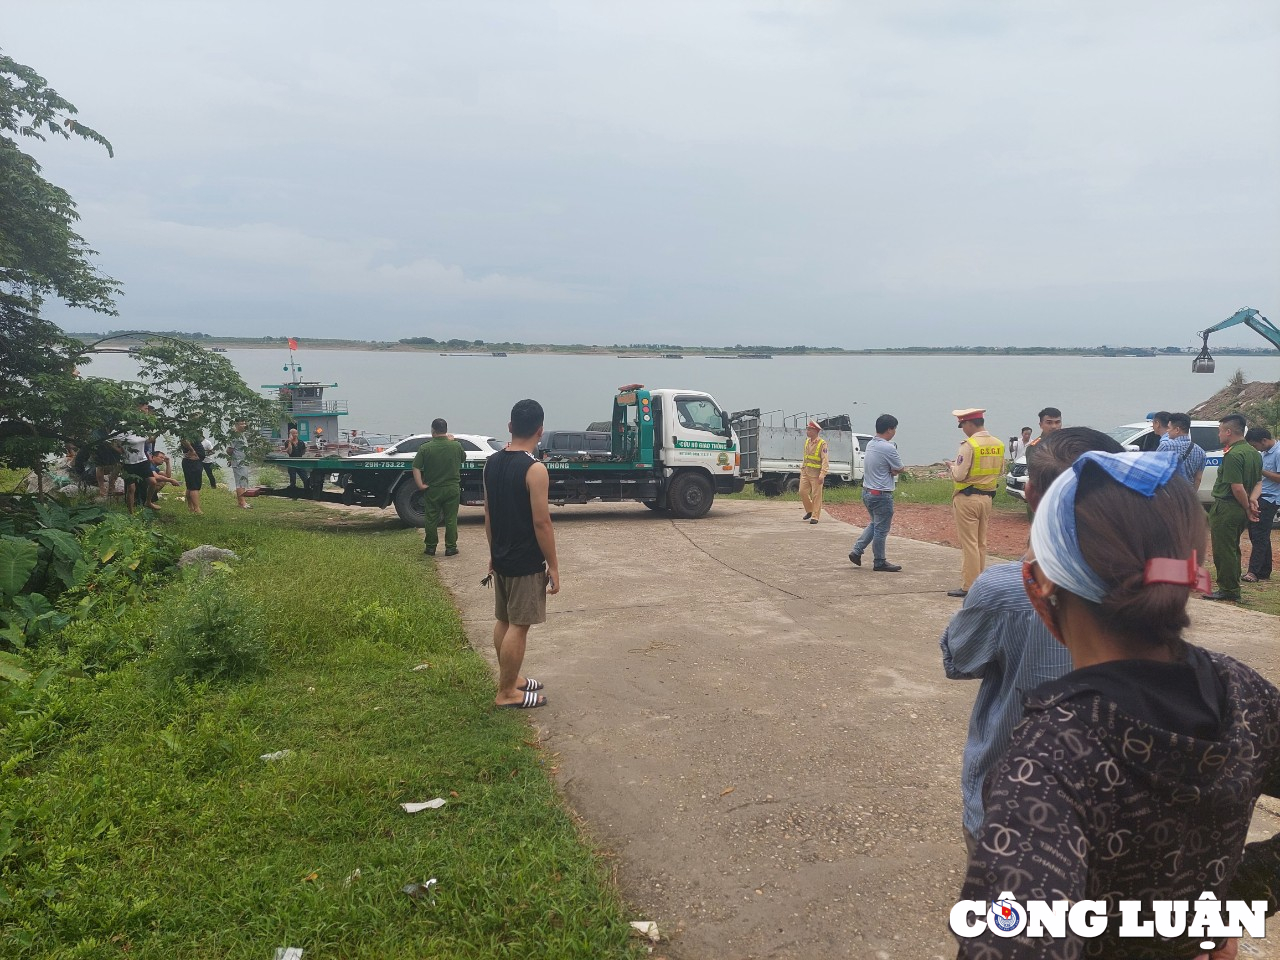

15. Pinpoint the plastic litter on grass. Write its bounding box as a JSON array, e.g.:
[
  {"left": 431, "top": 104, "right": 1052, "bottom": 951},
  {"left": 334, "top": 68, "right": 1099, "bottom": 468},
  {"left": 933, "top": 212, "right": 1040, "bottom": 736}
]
[
  {"left": 273, "top": 949, "right": 303, "bottom": 960},
  {"left": 401, "top": 879, "right": 438, "bottom": 902},
  {"left": 260, "top": 750, "right": 293, "bottom": 762},
  {"left": 401, "top": 799, "right": 446, "bottom": 813},
  {"left": 630, "top": 921, "right": 661, "bottom": 942}
]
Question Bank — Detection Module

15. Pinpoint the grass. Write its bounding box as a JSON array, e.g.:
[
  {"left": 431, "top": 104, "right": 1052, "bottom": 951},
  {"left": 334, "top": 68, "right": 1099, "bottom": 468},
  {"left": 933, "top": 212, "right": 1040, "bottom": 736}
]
[{"left": 2, "top": 489, "right": 641, "bottom": 959}]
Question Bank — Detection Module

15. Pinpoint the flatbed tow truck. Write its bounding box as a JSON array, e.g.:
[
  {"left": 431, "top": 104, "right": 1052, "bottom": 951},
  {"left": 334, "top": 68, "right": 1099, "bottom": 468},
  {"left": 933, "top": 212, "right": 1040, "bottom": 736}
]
[{"left": 262, "top": 385, "right": 750, "bottom": 526}]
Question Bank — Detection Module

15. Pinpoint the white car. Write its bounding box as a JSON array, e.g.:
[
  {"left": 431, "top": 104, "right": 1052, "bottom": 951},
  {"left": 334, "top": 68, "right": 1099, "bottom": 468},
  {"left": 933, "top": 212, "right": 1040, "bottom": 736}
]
[
  {"left": 348, "top": 433, "right": 504, "bottom": 463},
  {"left": 1005, "top": 420, "right": 1222, "bottom": 506}
]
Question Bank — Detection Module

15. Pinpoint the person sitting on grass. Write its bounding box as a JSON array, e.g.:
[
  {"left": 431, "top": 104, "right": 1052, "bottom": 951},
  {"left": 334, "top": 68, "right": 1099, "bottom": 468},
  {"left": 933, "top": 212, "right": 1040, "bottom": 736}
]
[{"left": 148, "top": 450, "right": 182, "bottom": 505}]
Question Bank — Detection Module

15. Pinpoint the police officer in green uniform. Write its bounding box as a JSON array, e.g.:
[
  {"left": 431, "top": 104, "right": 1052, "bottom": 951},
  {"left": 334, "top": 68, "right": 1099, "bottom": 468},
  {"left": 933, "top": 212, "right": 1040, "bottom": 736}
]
[
  {"left": 1204, "top": 413, "right": 1263, "bottom": 601},
  {"left": 412, "top": 418, "right": 467, "bottom": 557}
]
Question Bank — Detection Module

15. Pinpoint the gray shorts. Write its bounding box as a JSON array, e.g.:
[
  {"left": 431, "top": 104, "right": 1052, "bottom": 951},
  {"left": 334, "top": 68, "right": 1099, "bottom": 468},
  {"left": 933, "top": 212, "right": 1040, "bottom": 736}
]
[
  {"left": 232, "top": 465, "right": 252, "bottom": 489},
  {"left": 494, "top": 570, "right": 548, "bottom": 626}
]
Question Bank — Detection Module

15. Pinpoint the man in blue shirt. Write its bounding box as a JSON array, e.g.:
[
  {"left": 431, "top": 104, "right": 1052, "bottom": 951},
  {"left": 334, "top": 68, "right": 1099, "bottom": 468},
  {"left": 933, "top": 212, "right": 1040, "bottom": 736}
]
[
  {"left": 939, "top": 426, "right": 1123, "bottom": 852},
  {"left": 849, "top": 414, "right": 905, "bottom": 572},
  {"left": 1159, "top": 411, "right": 1206, "bottom": 489},
  {"left": 1245, "top": 427, "right": 1279, "bottom": 582}
]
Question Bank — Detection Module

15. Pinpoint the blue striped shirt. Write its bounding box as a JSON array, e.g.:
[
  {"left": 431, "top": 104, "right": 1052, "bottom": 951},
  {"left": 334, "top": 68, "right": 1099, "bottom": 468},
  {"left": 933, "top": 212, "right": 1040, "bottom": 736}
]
[
  {"left": 939, "top": 561, "right": 1072, "bottom": 836},
  {"left": 1261, "top": 443, "right": 1280, "bottom": 502},
  {"left": 1157, "top": 434, "right": 1207, "bottom": 484}
]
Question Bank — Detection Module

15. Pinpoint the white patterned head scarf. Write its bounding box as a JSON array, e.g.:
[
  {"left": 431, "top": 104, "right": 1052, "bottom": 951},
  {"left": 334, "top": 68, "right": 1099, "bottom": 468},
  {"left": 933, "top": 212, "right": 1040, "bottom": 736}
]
[{"left": 1030, "top": 451, "right": 1180, "bottom": 603}]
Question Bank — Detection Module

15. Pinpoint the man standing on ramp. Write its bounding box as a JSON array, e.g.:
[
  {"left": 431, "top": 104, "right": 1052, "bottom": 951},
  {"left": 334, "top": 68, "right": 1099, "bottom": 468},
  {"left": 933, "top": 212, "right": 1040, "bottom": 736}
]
[
  {"left": 799, "top": 420, "right": 829, "bottom": 524},
  {"left": 413, "top": 418, "right": 466, "bottom": 557},
  {"left": 484, "top": 399, "right": 560, "bottom": 709},
  {"left": 946, "top": 408, "right": 1005, "bottom": 598}
]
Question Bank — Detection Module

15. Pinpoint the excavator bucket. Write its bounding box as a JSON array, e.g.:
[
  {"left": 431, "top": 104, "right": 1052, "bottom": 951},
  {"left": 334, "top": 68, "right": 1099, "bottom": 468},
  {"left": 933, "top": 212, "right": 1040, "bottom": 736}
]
[{"left": 1191, "top": 350, "right": 1215, "bottom": 374}]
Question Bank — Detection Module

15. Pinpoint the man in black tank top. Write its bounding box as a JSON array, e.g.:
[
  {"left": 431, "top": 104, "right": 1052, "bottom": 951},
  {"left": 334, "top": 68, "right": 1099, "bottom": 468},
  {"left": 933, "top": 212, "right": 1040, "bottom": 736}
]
[{"left": 484, "top": 399, "right": 560, "bottom": 709}]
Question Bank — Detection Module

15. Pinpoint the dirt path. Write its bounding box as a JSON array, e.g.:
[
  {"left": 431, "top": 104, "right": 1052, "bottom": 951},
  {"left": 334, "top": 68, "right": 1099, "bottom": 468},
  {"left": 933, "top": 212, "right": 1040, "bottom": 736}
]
[{"left": 822, "top": 500, "right": 1033, "bottom": 560}]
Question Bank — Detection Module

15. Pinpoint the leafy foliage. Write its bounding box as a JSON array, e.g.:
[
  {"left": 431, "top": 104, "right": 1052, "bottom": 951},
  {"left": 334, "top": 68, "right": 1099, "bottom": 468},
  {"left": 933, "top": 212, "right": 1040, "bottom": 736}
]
[
  {"left": 0, "top": 504, "right": 178, "bottom": 654},
  {"left": 152, "top": 569, "right": 268, "bottom": 684},
  {"left": 0, "top": 53, "right": 275, "bottom": 472}
]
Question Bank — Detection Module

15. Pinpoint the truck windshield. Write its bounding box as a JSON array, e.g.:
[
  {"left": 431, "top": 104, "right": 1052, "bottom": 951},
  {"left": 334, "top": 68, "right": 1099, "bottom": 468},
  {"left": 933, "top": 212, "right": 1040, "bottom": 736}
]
[{"left": 674, "top": 396, "right": 724, "bottom": 433}]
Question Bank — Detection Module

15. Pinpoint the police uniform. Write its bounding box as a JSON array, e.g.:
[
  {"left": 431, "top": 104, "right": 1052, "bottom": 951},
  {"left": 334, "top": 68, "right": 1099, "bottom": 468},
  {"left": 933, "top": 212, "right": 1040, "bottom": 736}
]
[
  {"left": 948, "top": 408, "right": 1005, "bottom": 594},
  {"left": 799, "top": 420, "right": 829, "bottom": 523}
]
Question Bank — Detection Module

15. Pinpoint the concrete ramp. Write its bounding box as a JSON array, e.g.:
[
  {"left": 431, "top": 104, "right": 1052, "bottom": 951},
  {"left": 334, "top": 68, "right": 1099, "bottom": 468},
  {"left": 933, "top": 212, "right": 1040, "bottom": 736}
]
[{"left": 436, "top": 499, "right": 1280, "bottom": 960}]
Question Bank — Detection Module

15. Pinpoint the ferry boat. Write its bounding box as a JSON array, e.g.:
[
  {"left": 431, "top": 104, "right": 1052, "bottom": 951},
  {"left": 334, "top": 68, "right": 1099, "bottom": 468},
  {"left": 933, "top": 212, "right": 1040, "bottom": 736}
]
[{"left": 261, "top": 357, "right": 365, "bottom": 453}]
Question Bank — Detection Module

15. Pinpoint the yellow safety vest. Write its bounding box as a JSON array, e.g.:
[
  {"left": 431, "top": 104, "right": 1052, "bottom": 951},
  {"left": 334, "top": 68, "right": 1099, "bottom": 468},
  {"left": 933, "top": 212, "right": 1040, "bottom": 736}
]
[
  {"left": 803, "top": 437, "right": 827, "bottom": 471},
  {"left": 953, "top": 432, "right": 1005, "bottom": 492}
]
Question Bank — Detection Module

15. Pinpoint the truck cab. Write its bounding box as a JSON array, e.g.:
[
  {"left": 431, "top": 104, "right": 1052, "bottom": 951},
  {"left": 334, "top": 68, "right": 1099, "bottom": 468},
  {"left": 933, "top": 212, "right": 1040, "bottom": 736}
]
[{"left": 597, "top": 386, "right": 744, "bottom": 515}]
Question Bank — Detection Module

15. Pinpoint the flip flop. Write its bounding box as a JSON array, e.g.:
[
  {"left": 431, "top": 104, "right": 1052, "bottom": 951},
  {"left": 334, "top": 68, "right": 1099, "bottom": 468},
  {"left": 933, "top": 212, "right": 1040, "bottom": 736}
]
[
  {"left": 1243, "top": 573, "right": 1260, "bottom": 583},
  {"left": 519, "top": 678, "right": 544, "bottom": 692},
  {"left": 498, "top": 691, "right": 548, "bottom": 709}
]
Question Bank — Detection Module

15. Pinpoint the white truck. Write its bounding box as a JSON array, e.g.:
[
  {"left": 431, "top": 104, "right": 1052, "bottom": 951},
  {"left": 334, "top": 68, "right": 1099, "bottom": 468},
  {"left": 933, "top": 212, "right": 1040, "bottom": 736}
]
[{"left": 731, "top": 411, "right": 863, "bottom": 496}]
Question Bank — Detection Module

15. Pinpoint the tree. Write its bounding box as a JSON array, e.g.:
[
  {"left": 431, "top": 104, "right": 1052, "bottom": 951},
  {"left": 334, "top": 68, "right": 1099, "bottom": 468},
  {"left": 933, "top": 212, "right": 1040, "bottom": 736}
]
[{"left": 0, "top": 53, "right": 273, "bottom": 471}]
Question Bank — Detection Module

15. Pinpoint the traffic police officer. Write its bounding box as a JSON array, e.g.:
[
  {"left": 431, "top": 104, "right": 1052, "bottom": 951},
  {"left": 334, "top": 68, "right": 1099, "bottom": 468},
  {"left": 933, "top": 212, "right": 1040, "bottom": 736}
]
[{"left": 947, "top": 408, "right": 1005, "bottom": 597}]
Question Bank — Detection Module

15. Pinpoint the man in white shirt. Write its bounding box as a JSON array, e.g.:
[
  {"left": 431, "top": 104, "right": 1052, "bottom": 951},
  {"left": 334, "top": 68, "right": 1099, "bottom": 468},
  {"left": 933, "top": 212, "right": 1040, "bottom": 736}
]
[
  {"left": 1008, "top": 426, "right": 1032, "bottom": 463},
  {"left": 118, "top": 432, "right": 152, "bottom": 514}
]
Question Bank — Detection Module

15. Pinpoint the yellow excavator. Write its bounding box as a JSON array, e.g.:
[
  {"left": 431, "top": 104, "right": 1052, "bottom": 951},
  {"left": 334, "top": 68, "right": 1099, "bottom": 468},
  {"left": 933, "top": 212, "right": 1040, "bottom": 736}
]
[{"left": 1191, "top": 307, "right": 1279, "bottom": 373}]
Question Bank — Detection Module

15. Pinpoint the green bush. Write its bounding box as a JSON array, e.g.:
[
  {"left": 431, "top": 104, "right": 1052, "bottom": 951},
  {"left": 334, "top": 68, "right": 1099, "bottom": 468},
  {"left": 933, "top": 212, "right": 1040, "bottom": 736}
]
[
  {"left": 255, "top": 464, "right": 285, "bottom": 487},
  {"left": 151, "top": 570, "right": 268, "bottom": 685}
]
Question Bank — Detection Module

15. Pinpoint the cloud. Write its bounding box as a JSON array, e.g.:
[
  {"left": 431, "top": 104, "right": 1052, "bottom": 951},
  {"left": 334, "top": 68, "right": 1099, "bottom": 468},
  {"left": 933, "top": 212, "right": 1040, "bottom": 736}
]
[
  {"left": 7, "top": 0, "right": 1280, "bottom": 346},
  {"left": 82, "top": 205, "right": 598, "bottom": 305}
]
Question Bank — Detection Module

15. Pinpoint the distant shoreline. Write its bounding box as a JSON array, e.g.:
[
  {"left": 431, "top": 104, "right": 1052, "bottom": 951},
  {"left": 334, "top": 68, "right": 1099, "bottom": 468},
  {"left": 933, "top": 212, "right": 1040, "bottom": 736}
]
[{"left": 62, "top": 333, "right": 1275, "bottom": 358}]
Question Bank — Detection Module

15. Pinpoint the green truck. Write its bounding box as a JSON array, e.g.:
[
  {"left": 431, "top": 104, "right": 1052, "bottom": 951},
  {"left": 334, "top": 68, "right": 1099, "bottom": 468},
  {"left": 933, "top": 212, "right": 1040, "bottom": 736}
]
[{"left": 263, "top": 385, "right": 751, "bottom": 525}]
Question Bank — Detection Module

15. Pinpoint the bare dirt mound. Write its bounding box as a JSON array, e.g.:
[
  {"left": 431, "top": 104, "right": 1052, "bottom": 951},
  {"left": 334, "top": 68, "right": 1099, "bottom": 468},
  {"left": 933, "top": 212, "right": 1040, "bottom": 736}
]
[{"left": 1189, "top": 377, "right": 1279, "bottom": 422}]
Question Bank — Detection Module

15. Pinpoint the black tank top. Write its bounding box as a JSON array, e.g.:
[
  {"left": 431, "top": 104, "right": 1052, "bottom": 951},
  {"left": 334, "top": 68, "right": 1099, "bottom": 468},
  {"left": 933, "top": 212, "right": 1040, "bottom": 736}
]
[{"left": 483, "top": 449, "right": 546, "bottom": 576}]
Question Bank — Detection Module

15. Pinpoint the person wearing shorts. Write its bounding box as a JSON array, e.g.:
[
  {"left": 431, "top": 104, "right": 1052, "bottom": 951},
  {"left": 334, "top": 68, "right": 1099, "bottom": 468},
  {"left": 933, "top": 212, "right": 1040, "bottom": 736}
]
[
  {"left": 118, "top": 433, "right": 153, "bottom": 514},
  {"left": 228, "top": 421, "right": 257, "bottom": 509},
  {"left": 93, "top": 432, "right": 121, "bottom": 497},
  {"left": 483, "top": 398, "right": 560, "bottom": 709},
  {"left": 180, "top": 437, "right": 206, "bottom": 514}
]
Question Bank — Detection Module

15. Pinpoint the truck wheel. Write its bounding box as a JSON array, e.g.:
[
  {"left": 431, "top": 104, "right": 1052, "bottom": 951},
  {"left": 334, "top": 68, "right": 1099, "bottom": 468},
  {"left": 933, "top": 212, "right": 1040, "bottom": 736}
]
[
  {"left": 667, "top": 472, "right": 714, "bottom": 519},
  {"left": 756, "top": 479, "right": 782, "bottom": 497},
  {"left": 781, "top": 477, "right": 801, "bottom": 495},
  {"left": 392, "top": 478, "right": 426, "bottom": 527}
]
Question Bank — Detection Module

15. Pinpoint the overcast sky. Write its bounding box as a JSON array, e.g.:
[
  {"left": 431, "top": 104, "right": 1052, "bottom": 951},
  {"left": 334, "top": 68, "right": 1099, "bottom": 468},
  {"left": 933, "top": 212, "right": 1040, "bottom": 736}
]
[{"left": 7, "top": 1, "right": 1280, "bottom": 348}]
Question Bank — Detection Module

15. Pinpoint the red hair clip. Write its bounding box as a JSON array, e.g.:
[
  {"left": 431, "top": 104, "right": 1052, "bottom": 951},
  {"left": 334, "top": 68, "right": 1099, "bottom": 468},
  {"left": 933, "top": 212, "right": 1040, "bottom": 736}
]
[{"left": 1144, "top": 551, "right": 1212, "bottom": 594}]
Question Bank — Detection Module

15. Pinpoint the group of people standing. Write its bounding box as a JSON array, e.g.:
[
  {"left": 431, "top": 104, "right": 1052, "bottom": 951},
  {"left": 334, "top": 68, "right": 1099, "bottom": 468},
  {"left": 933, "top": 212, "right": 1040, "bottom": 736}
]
[
  {"left": 932, "top": 410, "right": 1279, "bottom": 957},
  {"left": 832, "top": 405, "right": 1042, "bottom": 596},
  {"left": 404, "top": 396, "right": 1280, "bottom": 954}
]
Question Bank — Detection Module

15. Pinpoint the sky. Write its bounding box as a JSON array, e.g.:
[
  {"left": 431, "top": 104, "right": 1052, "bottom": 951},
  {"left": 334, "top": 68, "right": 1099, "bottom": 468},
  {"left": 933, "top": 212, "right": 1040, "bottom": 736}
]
[{"left": 6, "top": 1, "right": 1280, "bottom": 349}]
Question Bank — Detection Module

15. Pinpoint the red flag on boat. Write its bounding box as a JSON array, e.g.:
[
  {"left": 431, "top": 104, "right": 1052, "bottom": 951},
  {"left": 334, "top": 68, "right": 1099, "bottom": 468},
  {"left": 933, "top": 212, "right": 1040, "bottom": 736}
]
[{"left": 288, "top": 337, "right": 299, "bottom": 351}]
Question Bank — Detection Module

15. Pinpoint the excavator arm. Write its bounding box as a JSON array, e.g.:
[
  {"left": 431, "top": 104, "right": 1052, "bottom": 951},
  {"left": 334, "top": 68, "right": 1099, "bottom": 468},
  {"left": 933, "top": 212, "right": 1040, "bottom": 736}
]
[{"left": 1191, "top": 307, "right": 1279, "bottom": 373}]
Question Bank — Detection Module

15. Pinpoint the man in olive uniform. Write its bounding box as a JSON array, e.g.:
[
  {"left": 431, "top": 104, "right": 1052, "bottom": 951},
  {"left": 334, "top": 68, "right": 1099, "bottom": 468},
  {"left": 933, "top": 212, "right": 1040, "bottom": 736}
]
[
  {"left": 1203, "top": 413, "right": 1263, "bottom": 602},
  {"left": 799, "top": 420, "right": 829, "bottom": 524},
  {"left": 946, "top": 408, "right": 1005, "bottom": 598},
  {"left": 413, "top": 418, "right": 467, "bottom": 557}
]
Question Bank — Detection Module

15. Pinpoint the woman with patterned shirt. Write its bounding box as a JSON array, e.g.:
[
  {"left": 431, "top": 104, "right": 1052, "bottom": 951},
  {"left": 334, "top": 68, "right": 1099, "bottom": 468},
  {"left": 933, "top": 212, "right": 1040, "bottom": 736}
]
[{"left": 957, "top": 452, "right": 1280, "bottom": 959}]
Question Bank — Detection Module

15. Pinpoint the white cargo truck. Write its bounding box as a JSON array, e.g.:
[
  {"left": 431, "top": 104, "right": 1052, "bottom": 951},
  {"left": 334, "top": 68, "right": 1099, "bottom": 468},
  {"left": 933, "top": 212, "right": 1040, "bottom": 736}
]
[{"left": 731, "top": 411, "right": 862, "bottom": 496}]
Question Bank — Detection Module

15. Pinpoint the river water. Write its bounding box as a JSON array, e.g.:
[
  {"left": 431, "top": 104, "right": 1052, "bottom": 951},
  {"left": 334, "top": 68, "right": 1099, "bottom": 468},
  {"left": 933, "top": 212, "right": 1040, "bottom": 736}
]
[{"left": 80, "top": 350, "right": 1276, "bottom": 465}]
